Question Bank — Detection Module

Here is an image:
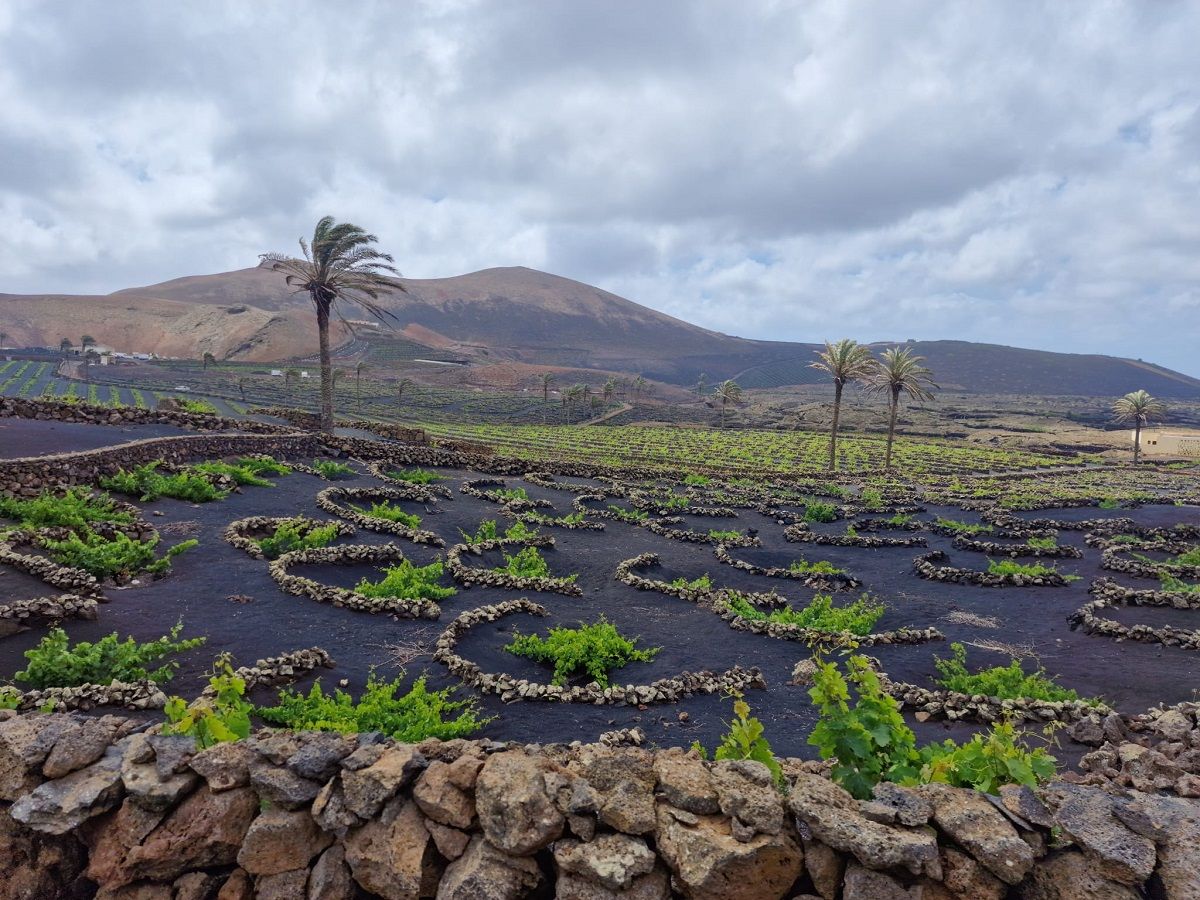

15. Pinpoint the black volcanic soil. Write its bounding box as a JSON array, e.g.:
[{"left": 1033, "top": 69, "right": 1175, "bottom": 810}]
[
  {"left": 0, "top": 418, "right": 190, "bottom": 458},
  {"left": 2, "top": 421, "right": 1199, "bottom": 765}
]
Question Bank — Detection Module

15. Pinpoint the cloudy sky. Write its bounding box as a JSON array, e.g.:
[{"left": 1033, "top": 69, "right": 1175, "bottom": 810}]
[{"left": 2, "top": 1, "right": 1198, "bottom": 372}]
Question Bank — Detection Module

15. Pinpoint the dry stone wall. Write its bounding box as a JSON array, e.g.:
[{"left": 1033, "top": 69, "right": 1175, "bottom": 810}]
[{"left": 1, "top": 711, "right": 1198, "bottom": 899}]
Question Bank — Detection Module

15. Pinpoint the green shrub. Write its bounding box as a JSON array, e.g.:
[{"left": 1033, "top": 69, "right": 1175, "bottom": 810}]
[
  {"left": 386, "top": 467, "right": 445, "bottom": 484},
  {"left": 789, "top": 558, "right": 845, "bottom": 575},
  {"left": 708, "top": 529, "right": 743, "bottom": 541},
  {"left": 354, "top": 559, "right": 457, "bottom": 600},
  {"left": 38, "top": 530, "right": 196, "bottom": 580},
  {"left": 459, "top": 519, "right": 540, "bottom": 544},
  {"left": 178, "top": 399, "right": 218, "bottom": 415},
  {"left": 694, "top": 696, "right": 783, "bottom": 788},
  {"left": 607, "top": 505, "right": 648, "bottom": 524},
  {"left": 725, "top": 592, "right": 883, "bottom": 635},
  {"left": 499, "top": 545, "right": 575, "bottom": 582},
  {"left": 352, "top": 501, "right": 421, "bottom": 528},
  {"left": 1098, "top": 498, "right": 1120, "bottom": 509},
  {"left": 917, "top": 721, "right": 1058, "bottom": 793},
  {"left": 257, "top": 673, "right": 491, "bottom": 741},
  {"left": 934, "top": 643, "right": 1093, "bottom": 703},
  {"left": 0, "top": 488, "right": 132, "bottom": 530},
  {"left": 100, "top": 462, "right": 227, "bottom": 503},
  {"left": 1160, "top": 574, "right": 1200, "bottom": 593},
  {"left": 683, "top": 474, "right": 710, "bottom": 486},
  {"left": 1026, "top": 536, "right": 1058, "bottom": 550},
  {"left": 809, "top": 654, "right": 919, "bottom": 799},
  {"left": 1171, "top": 546, "right": 1200, "bottom": 566},
  {"left": 885, "top": 513, "right": 912, "bottom": 526},
  {"left": 162, "top": 656, "right": 252, "bottom": 749},
  {"left": 670, "top": 574, "right": 713, "bottom": 591},
  {"left": 190, "top": 461, "right": 274, "bottom": 487},
  {"left": 505, "top": 618, "right": 660, "bottom": 687},
  {"left": 0, "top": 687, "right": 19, "bottom": 710},
  {"left": 496, "top": 487, "right": 530, "bottom": 502},
  {"left": 16, "top": 622, "right": 206, "bottom": 688},
  {"left": 237, "top": 456, "right": 292, "bottom": 476},
  {"left": 804, "top": 501, "right": 838, "bottom": 523},
  {"left": 312, "top": 460, "right": 355, "bottom": 480},
  {"left": 986, "top": 559, "right": 1076, "bottom": 581},
  {"left": 859, "top": 488, "right": 884, "bottom": 510},
  {"left": 663, "top": 495, "right": 690, "bottom": 511},
  {"left": 935, "top": 517, "right": 993, "bottom": 535},
  {"left": 255, "top": 520, "right": 341, "bottom": 559}
]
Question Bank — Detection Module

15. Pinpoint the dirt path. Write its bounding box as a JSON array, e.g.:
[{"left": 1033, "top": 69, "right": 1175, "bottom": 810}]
[{"left": 580, "top": 401, "right": 632, "bottom": 426}]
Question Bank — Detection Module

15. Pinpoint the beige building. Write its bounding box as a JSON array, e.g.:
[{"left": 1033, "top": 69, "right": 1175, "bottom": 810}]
[{"left": 1135, "top": 428, "right": 1200, "bottom": 458}]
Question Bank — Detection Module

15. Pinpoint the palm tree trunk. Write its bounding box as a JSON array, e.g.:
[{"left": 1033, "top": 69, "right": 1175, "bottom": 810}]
[
  {"left": 721, "top": 398, "right": 727, "bottom": 428},
  {"left": 828, "top": 382, "right": 844, "bottom": 471},
  {"left": 885, "top": 389, "right": 899, "bottom": 470},
  {"left": 1134, "top": 422, "right": 1142, "bottom": 464},
  {"left": 315, "top": 298, "right": 334, "bottom": 433}
]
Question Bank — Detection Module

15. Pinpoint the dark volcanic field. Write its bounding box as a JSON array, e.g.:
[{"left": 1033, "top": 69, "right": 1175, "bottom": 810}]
[{"left": 2, "top": 421, "right": 1199, "bottom": 764}]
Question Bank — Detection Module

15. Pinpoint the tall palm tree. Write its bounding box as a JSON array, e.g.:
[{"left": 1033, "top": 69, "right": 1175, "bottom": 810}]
[
  {"left": 602, "top": 377, "right": 616, "bottom": 405},
  {"left": 1112, "top": 390, "right": 1167, "bottom": 464},
  {"left": 396, "top": 377, "right": 414, "bottom": 405},
  {"left": 81, "top": 335, "right": 95, "bottom": 352},
  {"left": 714, "top": 379, "right": 742, "bottom": 428},
  {"left": 565, "top": 384, "right": 584, "bottom": 423},
  {"left": 355, "top": 362, "right": 369, "bottom": 410},
  {"left": 0, "top": 331, "right": 8, "bottom": 349},
  {"left": 633, "top": 375, "right": 647, "bottom": 403},
  {"left": 202, "top": 351, "right": 216, "bottom": 371},
  {"left": 696, "top": 372, "right": 708, "bottom": 398},
  {"left": 865, "top": 347, "right": 938, "bottom": 470},
  {"left": 237, "top": 376, "right": 249, "bottom": 402},
  {"left": 285, "top": 367, "right": 300, "bottom": 387},
  {"left": 60, "top": 338, "right": 73, "bottom": 355},
  {"left": 262, "top": 217, "right": 401, "bottom": 432},
  {"left": 540, "top": 372, "right": 555, "bottom": 403},
  {"left": 810, "top": 339, "right": 878, "bottom": 471}
]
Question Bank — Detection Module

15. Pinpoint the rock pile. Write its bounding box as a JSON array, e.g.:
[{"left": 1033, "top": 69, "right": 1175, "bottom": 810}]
[{"left": 2, "top": 712, "right": 1198, "bottom": 898}]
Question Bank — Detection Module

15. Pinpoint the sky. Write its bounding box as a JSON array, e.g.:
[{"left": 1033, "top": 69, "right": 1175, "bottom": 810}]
[{"left": 1, "top": 1, "right": 1198, "bottom": 373}]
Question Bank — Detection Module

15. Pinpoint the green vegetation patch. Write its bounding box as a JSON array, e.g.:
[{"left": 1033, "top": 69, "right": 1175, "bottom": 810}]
[
  {"left": 255, "top": 520, "right": 341, "bottom": 559},
  {"left": 39, "top": 531, "right": 197, "bottom": 580},
  {"left": 725, "top": 592, "right": 883, "bottom": 635},
  {"left": 934, "top": 642, "right": 1095, "bottom": 704},
  {"left": 386, "top": 467, "right": 445, "bottom": 484},
  {"left": 101, "top": 462, "right": 228, "bottom": 503},
  {"left": 505, "top": 618, "right": 660, "bottom": 687},
  {"left": 351, "top": 500, "right": 422, "bottom": 528},
  {"left": 353, "top": 559, "right": 457, "bottom": 601},
  {"left": 257, "top": 673, "right": 491, "bottom": 741},
  {"left": 15, "top": 622, "right": 205, "bottom": 689},
  {"left": 0, "top": 488, "right": 133, "bottom": 530}
]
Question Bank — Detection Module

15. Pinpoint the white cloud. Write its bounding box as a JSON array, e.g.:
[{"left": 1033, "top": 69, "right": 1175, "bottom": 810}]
[{"left": 1, "top": 0, "right": 1197, "bottom": 373}]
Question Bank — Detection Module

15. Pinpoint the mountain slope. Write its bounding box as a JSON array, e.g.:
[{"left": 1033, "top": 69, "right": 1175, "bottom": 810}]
[{"left": 3, "top": 263, "right": 1198, "bottom": 398}]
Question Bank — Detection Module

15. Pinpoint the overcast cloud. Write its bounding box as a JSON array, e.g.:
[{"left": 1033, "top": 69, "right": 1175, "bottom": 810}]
[{"left": 1, "top": 1, "right": 1198, "bottom": 372}]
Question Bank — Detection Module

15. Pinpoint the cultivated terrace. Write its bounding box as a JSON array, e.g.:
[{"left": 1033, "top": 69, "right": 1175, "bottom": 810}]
[{"left": 1, "top": 396, "right": 1200, "bottom": 899}]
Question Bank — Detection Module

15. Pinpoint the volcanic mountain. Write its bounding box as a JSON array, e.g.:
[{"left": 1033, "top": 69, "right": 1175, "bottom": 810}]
[{"left": 3, "top": 262, "right": 1198, "bottom": 398}]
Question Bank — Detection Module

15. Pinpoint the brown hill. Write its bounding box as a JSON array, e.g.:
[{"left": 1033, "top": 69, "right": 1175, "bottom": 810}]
[{"left": 3, "top": 263, "right": 1198, "bottom": 398}]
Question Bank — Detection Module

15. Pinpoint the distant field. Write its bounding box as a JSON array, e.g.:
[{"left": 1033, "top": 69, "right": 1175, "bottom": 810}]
[{"left": 418, "top": 421, "right": 1088, "bottom": 476}]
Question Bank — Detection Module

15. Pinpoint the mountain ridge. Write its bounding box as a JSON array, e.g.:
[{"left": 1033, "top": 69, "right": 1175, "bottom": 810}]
[{"left": 3, "top": 263, "right": 1197, "bottom": 398}]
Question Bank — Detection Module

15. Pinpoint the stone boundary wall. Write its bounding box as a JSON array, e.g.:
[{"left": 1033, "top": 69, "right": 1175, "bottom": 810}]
[
  {"left": 0, "top": 433, "right": 321, "bottom": 497},
  {"left": 0, "top": 397, "right": 295, "bottom": 435},
  {"left": 2, "top": 712, "right": 1197, "bottom": 899}
]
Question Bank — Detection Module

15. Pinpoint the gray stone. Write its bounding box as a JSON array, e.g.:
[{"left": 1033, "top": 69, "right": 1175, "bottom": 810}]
[
  {"left": 145, "top": 734, "right": 196, "bottom": 779},
  {"left": 554, "top": 834, "right": 657, "bottom": 891},
  {"left": 437, "top": 835, "right": 541, "bottom": 900},
  {"left": 43, "top": 716, "right": 129, "bottom": 779},
  {"left": 1042, "top": 782, "right": 1155, "bottom": 885},
  {"left": 872, "top": 781, "right": 933, "bottom": 827},
  {"left": 919, "top": 782, "right": 1033, "bottom": 886},
  {"left": 10, "top": 741, "right": 125, "bottom": 834},
  {"left": 237, "top": 807, "right": 332, "bottom": 876},
  {"left": 340, "top": 744, "right": 426, "bottom": 819},
  {"left": 248, "top": 760, "right": 323, "bottom": 810},
  {"left": 308, "top": 844, "right": 356, "bottom": 900},
  {"left": 189, "top": 740, "right": 255, "bottom": 792},
  {"left": 710, "top": 759, "right": 784, "bottom": 836},
  {"left": 652, "top": 749, "right": 719, "bottom": 814},
  {"left": 475, "top": 750, "right": 565, "bottom": 854},
  {"left": 787, "top": 773, "right": 940, "bottom": 878},
  {"left": 841, "top": 863, "right": 913, "bottom": 900},
  {"left": 1017, "top": 850, "right": 1141, "bottom": 899}
]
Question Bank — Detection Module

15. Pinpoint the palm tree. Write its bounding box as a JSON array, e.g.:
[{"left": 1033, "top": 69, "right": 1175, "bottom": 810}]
[
  {"left": 540, "top": 372, "right": 555, "bottom": 403},
  {"left": 60, "top": 338, "right": 73, "bottom": 355},
  {"left": 565, "top": 384, "right": 584, "bottom": 423},
  {"left": 285, "top": 368, "right": 300, "bottom": 387},
  {"left": 81, "top": 335, "right": 95, "bottom": 352},
  {"left": 396, "top": 377, "right": 414, "bottom": 404},
  {"left": 865, "top": 347, "right": 938, "bottom": 470},
  {"left": 810, "top": 339, "right": 878, "bottom": 471},
  {"left": 633, "top": 375, "right": 647, "bottom": 403},
  {"left": 696, "top": 372, "right": 708, "bottom": 398},
  {"left": 602, "top": 377, "right": 616, "bottom": 406},
  {"left": 355, "top": 362, "right": 369, "bottom": 410},
  {"left": 714, "top": 379, "right": 742, "bottom": 428},
  {"left": 0, "top": 331, "right": 8, "bottom": 349},
  {"left": 262, "top": 217, "right": 401, "bottom": 432},
  {"left": 1112, "top": 390, "right": 1167, "bottom": 464},
  {"left": 202, "top": 352, "right": 216, "bottom": 371},
  {"left": 237, "top": 376, "right": 249, "bottom": 402}
]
